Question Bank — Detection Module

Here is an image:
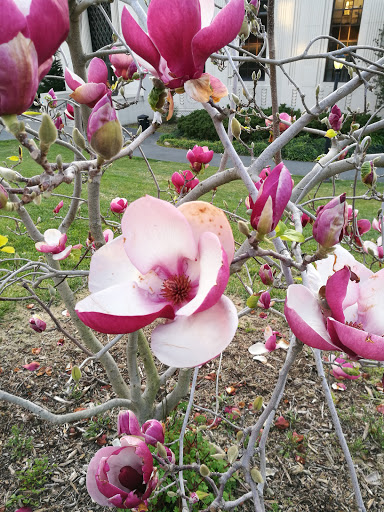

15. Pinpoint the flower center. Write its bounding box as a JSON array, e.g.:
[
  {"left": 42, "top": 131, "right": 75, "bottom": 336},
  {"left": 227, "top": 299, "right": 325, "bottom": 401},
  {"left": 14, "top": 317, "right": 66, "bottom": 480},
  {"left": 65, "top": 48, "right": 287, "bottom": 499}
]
[
  {"left": 119, "top": 466, "right": 146, "bottom": 496},
  {"left": 161, "top": 274, "right": 192, "bottom": 305}
]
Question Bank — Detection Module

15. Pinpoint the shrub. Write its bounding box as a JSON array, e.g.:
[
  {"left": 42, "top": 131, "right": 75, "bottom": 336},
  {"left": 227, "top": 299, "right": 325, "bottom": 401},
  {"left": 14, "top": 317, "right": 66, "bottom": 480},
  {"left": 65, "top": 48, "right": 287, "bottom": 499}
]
[{"left": 282, "top": 135, "right": 324, "bottom": 162}]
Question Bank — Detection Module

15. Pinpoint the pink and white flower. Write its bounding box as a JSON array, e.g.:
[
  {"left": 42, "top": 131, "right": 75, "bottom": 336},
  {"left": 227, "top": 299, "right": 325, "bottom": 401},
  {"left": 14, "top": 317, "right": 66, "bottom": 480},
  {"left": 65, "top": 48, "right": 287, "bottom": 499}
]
[
  {"left": 53, "top": 200, "right": 64, "bottom": 214},
  {"left": 117, "top": 410, "right": 164, "bottom": 447},
  {"left": 86, "top": 435, "right": 158, "bottom": 509},
  {"left": 65, "top": 103, "right": 75, "bottom": 120},
  {"left": 171, "top": 170, "right": 199, "bottom": 194},
  {"left": 110, "top": 197, "right": 128, "bottom": 214},
  {"left": 121, "top": 0, "right": 244, "bottom": 103},
  {"left": 35, "top": 229, "right": 72, "bottom": 260},
  {"left": 76, "top": 196, "right": 238, "bottom": 368},
  {"left": 65, "top": 57, "right": 109, "bottom": 108},
  {"left": 265, "top": 112, "right": 294, "bottom": 133},
  {"left": 186, "top": 145, "right": 214, "bottom": 172},
  {"left": 29, "top": 315, "right": 46, "bottom": 333},
  {"left": 109, "top": 49, "right": 137, "bottom": 80}
]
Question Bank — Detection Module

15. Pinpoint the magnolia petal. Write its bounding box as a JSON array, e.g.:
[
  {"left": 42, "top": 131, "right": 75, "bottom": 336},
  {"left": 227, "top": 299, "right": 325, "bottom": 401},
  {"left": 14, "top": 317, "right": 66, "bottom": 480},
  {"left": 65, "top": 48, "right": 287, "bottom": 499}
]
[
  {"left": 208, "top": 73, "right": 228, "bottom": 102},
  {"left": 325, "top": 266, "right": 351, "bottom": 323},
  {"left": 76, "top": 283, "right": 175, "bottom": 334},
  {"left": 328, "top": 319, "right": 384, "bottom": 361},
  {"left": 357, "top": 268, "right": 384, "bottom": 335},
  {"left": 64, "top": 67, "right": 84, "bottom": 91},
  {"left": 52, "top": 245, "right": 72, "bottom": 260},
  {"left": 121, "top": 196, "right": 197, "bottom": 276},
  {"left": 184, "top": 75, "right": 212, "bottom": 103},
  {"left": 178, "top": 201, "right": 235, "bottom": 263},
  {"left": 88, "top": 57, "right": 108, "bottom": 85},
  {"left": 121, "top": 7, "right": 161, "bottom": 74},
  {"left": 70, "top": 82, "right": 108, "bottom": 107},
  {"left": 192, "top": 0, "right": 244, "bottom": 73},
  {"left": 38, "top": 56, "right": 53, "bottom": 82},
  {"left": 177, "top": 232, "right": 229, "bottom": 316},
  {"left": 285, "top": 285, "right": 335, "bottom": 350},
  {"left": 87, "top": 446, "right": 119, "bottom": 506},
  {"left": 44, "top": 228, "right": 63, "bottom": 246},
  {"left": 248, "top": 342, "right": 269, "bottom": 356},
  {"left": 147, "top": 0, "right": 200, "bottom": 78},
  {"left": 88, "top": 236, "right": 139, "bottom": 294},
  {"left": 151, "top": 295, "right": 238, "bottom": 367}
]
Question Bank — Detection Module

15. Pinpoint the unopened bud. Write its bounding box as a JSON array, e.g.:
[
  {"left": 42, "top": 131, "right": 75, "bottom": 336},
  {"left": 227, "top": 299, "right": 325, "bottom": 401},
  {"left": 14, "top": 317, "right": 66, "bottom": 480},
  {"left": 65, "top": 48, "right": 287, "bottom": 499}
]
[
  {"left": 39, "top": 114, "right": 58, "bottom": 153},
  {"left": 33, "top": 194, "right": 42, "bottom": 205},
  {"left": 251, "top": 467, "right": 264, "bottom": 484},
  {"left": 72, "top": 128, "right": 86, "bottom": 150},
  {"left": 231, "top": 117, "right": 242, "bottom": 139},
  {"left": 253, "top": 396, "right": 263, "bottom": 411},
  {"left": 200, "top": 464, "right": 210, "bottom": 477},
  {"left": 210, "top": 453, "right": 226, "bottom": 460},
  {"left": 236, "top": 430, "right": 244, "bottom": 443},
  {"left": 120, "top": 86, "right": 125, "bottom": 97},
  {"left": 71, "top": 365, "right": 82, "bottom": 383},
  {"left": 251, "top": 71, "right": 257, "bottom": 81},
  {"left": 238, "top": 220, "right": 250, "bottom": 237},
  {"left": 56, "top": 154, "right": 63, "bottom": 170},
  {"left": 361, "top": 160, "right": 377, "bottom": 188},
  {"left": 231, "top": 94, "right": 240, "bottom": 105},
  {"left": 348, "top": 66, "right": 354, "bottom": 78},
  {"left": 136, "top": 125, "right": 142, "bottom": 136},
  {"left": 227, "top": 445, "right": 239, "bottom": 464},
  {"left": 48, "top": 285, "right": 56, "bottom": 297},
  {"left": 315, "top": 84, "right": 320, "bottom": 100},
  {"left": 0, "top": 167, "right": 21, "bottom": 181},
  {"left": 157, "top": 442, "right": 168, "bottom": 459},
  {"left": 239, "top": 18, "right": 250, "bottom": 39},
  {"left": 257, "top": 70, "right": 262, "bottom": 80}
]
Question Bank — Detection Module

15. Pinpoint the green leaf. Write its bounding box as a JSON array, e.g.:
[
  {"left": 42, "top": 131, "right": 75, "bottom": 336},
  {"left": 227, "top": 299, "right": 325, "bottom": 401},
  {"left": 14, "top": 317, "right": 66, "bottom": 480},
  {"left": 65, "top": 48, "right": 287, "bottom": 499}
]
[
  {"left": 71, "top": 365, "right": 82, "bottom": 382},
  {"left": 280, "top": 229, "right": 305, "bottom": 243},
  {"left": 274, "top": 220, "right": 287, "bottom": 236},
  {"left": 196, "top": 490, "right": 210, "bottom": 500},
  {"left": 23, "top": 111, "right": 42, "bottom": 116}
]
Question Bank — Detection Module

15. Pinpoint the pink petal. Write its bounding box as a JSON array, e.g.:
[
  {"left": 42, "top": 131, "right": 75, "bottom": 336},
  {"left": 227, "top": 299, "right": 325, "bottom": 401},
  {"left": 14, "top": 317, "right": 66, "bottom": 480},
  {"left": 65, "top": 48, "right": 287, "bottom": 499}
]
[
  {"left": 192, "top": 0, "right": 244, "bottom": 74},
  {"left": 121, "top": 7, "right": 161, "bottom": 74},
  {"left": 22, "top": 362, "right": 40, "bottom": 371},
  {"left": 121, "top": 196, "right": 197, "bottom": 276},
  {"left": 52, "top": 245, "right": 72, "bottom": 260},
  {"left": 147, "top": 0, "right": 201, "bottom": 78},
  {"left": 208, "top": 73, "right": 228, "bottom": 102},
  {"left": 325, "top": 266, "right": 351, "bottom": 323},
  {"left": 184, "top": 75, "right": 212, "bottom": 102},
  {"left": 87, "top": 446, "right": 124, "bottom": 506},
  {"left": 284, "top": 285, "right": 335, "bottom": 350},
  {"left": 328, "top": 319, "right": 384, "bottom": 361},
  {"left": 65, "top": 67, "right": 84, "bottom": 91},
  {"left": 177, "top": 232, "right": 229, "bottom": 316},
  {"left": 357, "top": 268, "right": 384, "bottom": 335},
  {"left": 88, "top": 57, "right": 108, "bottom": 84},
  {"left": 76, "top": 282, "right": 175, "bottom": 334},
  {"left": 151, "top": 295, "right": 238, "bottom": 367},
  {"left": 178, "top": 201, "right": 235, "bottom": 264},
  {"left": 70, "top": 82, "right": 108, "bottom": 108}
]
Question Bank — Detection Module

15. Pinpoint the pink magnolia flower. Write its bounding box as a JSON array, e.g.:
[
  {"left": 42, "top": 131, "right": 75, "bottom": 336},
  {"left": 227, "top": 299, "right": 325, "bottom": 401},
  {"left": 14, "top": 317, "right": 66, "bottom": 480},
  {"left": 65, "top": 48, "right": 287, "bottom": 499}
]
[
  {"left": 35, "top": 229, "right": 72, "bottom": 260},
  {"left": 312, "top": 194, "right": 347, "bottom": 248},
  {"left": 171, "top": 170, "right": 199, "bottom": 194},
  {"left": 76, "top": 196, "right": 238, "bottom": 368},
  {"left": 29, "top": 315, "right": 46, "bottom": 333},
  {"left": 186, "top": 145, "right": 214, "bottom": 172},
  {"left": 53, "top": 200, "right": 64, "bottom": 214},
  {"left": 301, "top": 213, "right": 312, "bottom": 228},
  {"left": 244, "top": 169, "right": 270, "bottom": 210},
  {"left": 47, "top": 88, "right": 57, "bottom": 108},
  {"left": 265, "top": 112, "right": 293, "bottom": 133},
  {"left": 86, "top": 435, "right": 158, "bottom": 509},
  {"left": 117, "top": 410, "right": 164, "bottom": 447},
  {"left": 65, "top": 103, "right": 75, "bottom": 120},
  {"left": 328, "top": 104, "right": 343, "bottom": 132},
  {"left": 121, "top": 0, "right": 244, "bottom": 103},
  {"left": 86, "top": 230, "right": 114, "bottom": 251},
  {"left": 249, "top": 326, "right": 287, "bottom": 357},
  {"left": 54, "top": 116, "right": 63, "bottom": 131},
  {"left": 285, "top": 246, "right": 384, "bottom": 361},
  {"left": 110, "top": 197, "right": 128, "bottom": 214},
  {"left": 0, "top": 0, "right": 69, "bottom": 116},
  {"left": 65, "top": 57, "right": 109, "bottom": 108},
  {"left": 372, "top": 218, "right": 382, "bottom": 233},
  {"left": 250, "top": 162, "right": 293, "bottom": 237},
  {"left": 109, "top": 48, "right": 137, "bottom": 80},
  {"left": 363, "top": 240, "right": 384, "bottom": 259},
  {"left": 259, "top": 264, "right": 273, "bottom": 286},
  {"left": 258, "top": 290, "right": 272, "bottom": 309},
  {"left": 87, "top": 94, "right": 122, "bottom": 160}
]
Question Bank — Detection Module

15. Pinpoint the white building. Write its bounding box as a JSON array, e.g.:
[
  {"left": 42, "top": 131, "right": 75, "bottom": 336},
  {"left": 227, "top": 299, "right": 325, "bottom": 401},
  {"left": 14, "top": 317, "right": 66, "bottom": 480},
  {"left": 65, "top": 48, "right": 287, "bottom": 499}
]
[{"left": 61, "top": 0, "right": 384, "bottom": 124}]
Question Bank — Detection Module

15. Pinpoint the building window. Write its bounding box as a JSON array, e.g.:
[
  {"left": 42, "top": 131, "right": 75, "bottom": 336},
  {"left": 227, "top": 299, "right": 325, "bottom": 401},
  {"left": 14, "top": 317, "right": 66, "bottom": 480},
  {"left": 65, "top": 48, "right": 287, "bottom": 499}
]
[
  {"left": 87, "top": 3, "right": 115, "bottom": 83},
  {"left": 324, "top": 0, "right": 364, "bottom": 82},
  {"left": 239, "top": 5, "right": 267, "bottom": 81}
]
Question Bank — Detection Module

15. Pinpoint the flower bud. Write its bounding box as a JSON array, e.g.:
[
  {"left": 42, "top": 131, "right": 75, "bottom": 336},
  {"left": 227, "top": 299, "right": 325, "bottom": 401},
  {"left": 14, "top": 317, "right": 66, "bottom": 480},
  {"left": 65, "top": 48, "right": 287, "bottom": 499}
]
[
  {"left": 253, "top": 396, "right": 263, "bottom": 411},
  {"left": 110, "top": 197, "right": 128, "bottom": 214},
  {"left": 328, "top": 104, "right": 343, "bottom": 132},
  {"left": 29, "top": 315, "right": 46, "bottom": 333},
  {"left": 0, "top": 183, "right": 8, "bottom": 209},
  {"left": 71, "top": 365, "right": 82, "bottom": 382},
  {"left": 238, "top": 220, "right": 250, "bottom": 237},
  {"left": 231, "top": 93, "right": 240, "bottom": 105},
  {"left": 0, "top": 167, "right": 21, "bottom": 181},
  {"left": 199, "top": 464, "right": 210, "bottom": 477},
  {"left": 251, "top": 467, "right": 264, "bottom": 484},
  {"left": 258, "top": 290, "right": 271, "bottom": 309},
  {"left": 313, "top": 193, "right": 348, "bottom": 249},
  {"left": 231, "top": 117, "right": 242, "bottom": 139},
  {"left": 53, "top": 200, "right": 64, "bottom": 214},
  {"left": 117, "top": 410, "right": 142, "bottom": 437},
  {"left": 259, "top": 264, "right": 273, "bottom": 286},
  {"left": 87, "top": 94, "right": 123, "bottom": 160},
  {"left": 156, "top": 441, "right": 168, "bottom": 459},
  {"left": 72, "top": 127, "right": 86, "bottom": 150},
  {"left": 142, "top": 419, "right": 164, "bottom": 446},
  {"left": 39, "top": 114, "right": 58, "bottom": 153},
  {"left": 361, "top": 161, "right": 377, "bottom": 188},
  {"left": 227, "top": 445, "right": 239, "bottom": 464}
]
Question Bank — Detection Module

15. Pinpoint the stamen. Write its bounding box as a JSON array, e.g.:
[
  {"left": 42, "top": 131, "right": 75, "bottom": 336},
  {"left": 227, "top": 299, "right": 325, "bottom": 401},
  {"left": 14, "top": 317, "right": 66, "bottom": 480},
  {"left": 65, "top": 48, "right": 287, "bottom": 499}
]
[{"left": 161, "top": 274, "right": 192, "bottom": 305}]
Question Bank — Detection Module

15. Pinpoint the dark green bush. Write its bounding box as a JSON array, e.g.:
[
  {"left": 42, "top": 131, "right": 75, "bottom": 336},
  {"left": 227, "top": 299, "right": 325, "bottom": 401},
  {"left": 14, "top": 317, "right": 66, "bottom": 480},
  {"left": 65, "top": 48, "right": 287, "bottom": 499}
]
[{"left": 282, "top": 135, "right": 325, "bottom": 162}]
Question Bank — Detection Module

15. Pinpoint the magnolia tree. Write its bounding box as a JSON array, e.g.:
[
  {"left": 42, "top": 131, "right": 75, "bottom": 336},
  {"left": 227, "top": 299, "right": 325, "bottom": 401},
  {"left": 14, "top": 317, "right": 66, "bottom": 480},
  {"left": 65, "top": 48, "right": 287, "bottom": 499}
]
[{"left": 1, "top": 0, "right": 384, "bottom": 511}]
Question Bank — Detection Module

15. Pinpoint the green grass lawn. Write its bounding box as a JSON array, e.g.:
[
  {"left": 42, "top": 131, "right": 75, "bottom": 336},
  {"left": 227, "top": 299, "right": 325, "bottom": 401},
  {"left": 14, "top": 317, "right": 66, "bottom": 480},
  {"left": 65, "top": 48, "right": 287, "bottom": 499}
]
[{"left": 0, "top": 138, "right": 382, "bottom": 320}]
